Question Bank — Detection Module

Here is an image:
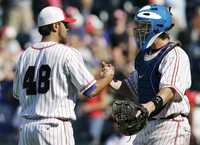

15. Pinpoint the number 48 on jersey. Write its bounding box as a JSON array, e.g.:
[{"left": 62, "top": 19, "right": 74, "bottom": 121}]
[{"left": 23, "top": 65, "right": 51, "bottom": 95}]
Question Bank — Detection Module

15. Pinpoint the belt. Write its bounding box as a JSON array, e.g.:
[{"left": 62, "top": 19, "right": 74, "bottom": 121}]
[
  {"left": 55, "top": 118, "right": 72, "bottom": 122},
  {"left": 148, "top": 113, "right": 188, "bottom": 121},
  {"left": 24, "top": 116, "right": 72, "bottom": 122}
]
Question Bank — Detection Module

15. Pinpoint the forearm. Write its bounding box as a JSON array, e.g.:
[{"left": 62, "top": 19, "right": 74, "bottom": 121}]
[
  {"left": 143, "top": 87, "right": 175, "bottom": 114},
  {"left": 110, "top": 79, "right": 138, "bottom": 101},
  {"left": 157, "top": 87, "right": 175, "bottom": 104},
  {"left": 90, "top": 76, "right": 113, "bottom": 97}
]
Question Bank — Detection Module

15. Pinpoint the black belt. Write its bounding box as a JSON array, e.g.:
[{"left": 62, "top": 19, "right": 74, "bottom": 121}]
[
  {"left": 24, "top": 116, "right": 72, "bottom": 122},
  {"left": 148, "top": 113, "right": 188, "bottom": 121}
]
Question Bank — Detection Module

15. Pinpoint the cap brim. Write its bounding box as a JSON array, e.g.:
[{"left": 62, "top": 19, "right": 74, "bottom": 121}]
[{"left": 63, "top": 17, "right": 76, "bottom": 23}]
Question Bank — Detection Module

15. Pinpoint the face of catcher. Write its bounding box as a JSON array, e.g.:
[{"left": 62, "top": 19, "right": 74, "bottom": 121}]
[{"left": 134, "top": 21, "right": 151, "bottom": 49}]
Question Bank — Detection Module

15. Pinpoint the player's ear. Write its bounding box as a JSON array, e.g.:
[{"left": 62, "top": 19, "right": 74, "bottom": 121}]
[{"left": 52, "top": 22, "right": 60, "bottom": 32}]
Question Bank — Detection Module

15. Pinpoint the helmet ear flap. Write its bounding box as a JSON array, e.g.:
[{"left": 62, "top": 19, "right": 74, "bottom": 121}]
[{"left": 165, "top": 23, "right": 174, "bottom": 31}]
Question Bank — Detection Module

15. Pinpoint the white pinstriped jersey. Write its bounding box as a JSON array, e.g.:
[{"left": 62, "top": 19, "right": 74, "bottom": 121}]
[
  {"left": 13, "top": 41, "right": 96, "bottom": 120},
  {"left": 144, "top": 46, "right": 191, "bottom": 118}
]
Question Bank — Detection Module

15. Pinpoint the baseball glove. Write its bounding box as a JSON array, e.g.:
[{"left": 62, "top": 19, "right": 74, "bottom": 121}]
[{"left": 112, "top": 100, "right": 149, "bottom": 135}]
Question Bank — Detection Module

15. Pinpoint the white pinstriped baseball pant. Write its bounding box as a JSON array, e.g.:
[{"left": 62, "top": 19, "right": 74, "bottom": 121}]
[
  {"left": 18, "top": 118, "right": 75, "bottom": 145},
  {"left": 132, "top": 115, "right": 191, "bottom": 145}
]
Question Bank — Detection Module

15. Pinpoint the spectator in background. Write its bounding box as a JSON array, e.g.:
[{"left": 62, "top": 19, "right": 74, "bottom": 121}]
[
  {"left": 7, "top": 0, "right": 34, "bottom": 34},
  {"left": 6, "top": 0, "right": 34, "bottom": 50},
  {"left": 79, "top": 0, "right": 94, "bottom": 18},
  {"left": 68, "top": 27, "right": 96, "bottom": 72},
  {"left": 0, "top": 26, "right": 17, "bottom": 81},
  {"left": 85, "top": 15, "right": 110, "bottom": 62},
  {"left": 185, "top": 0, "right": 200, "bottom": 28},
  {"left": 109, "top": 9, "right": 128, "bottom": 48},
  {"left": 47, "top": 0, "right": 62, "bottom": 8},
  {"left": 0, "top": 26, "right": 21, "bottom": 59},
  {"left": 178, "top": 6, "right": 200, "bottom": 91},
  {"left": 108, "top": 9, "right": 134, "bottom": 80},
  {"left": 111, "top": 46, "right": 131, "bottom": 79},
  {"left": 66, "top": 7, "right": 98, "bottom": 71},
  {"left": 79, "top": 85, "right": 111, "bottom": 145},
  {"left": 165, "top": 0, "right": 187, "bottom": 38},
  {"left": 0, "top": 26, "right": 19, "bottom": 104},
  {"left": 66, "top": 6, "right": 85, "bottom": 29},
  {"left": 0, "top": 0, "right": 10, "bottom": 26},
  {"left": 0, "top": 26, "right": 19, "bottom": 144},
  {"left": 0, "top": 0, "right": 3, "bottom": 26},
  {"left": 32, "top": 0, "right": 49, "bottom": 23}
]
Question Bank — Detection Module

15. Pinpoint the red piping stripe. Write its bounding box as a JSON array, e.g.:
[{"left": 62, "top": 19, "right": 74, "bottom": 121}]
[
  {"left": 173, "top": 49, "right": 180, "bottom": 85},
  {"left": 174, "top": 121, "right": 180, "bottom": 145},
  {"left": 31, "top": 43, "right": 57, "bottom": 50},
  {"left": 171, "top": 49, "right": 178, "bottom": 85}
]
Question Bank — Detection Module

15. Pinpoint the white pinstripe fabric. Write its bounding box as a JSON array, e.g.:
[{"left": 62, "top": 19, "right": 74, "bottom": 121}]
[
  {"left": 18, "top": 118, "right": 74, "bottom": 145},
  {"left": 13, "top": 42, "right": 95, "bottom": 120},
  {"left": 144, "top": 46, "right": 191, "bottom": 118},
  {"left": 133, "top": 46, "right": 191, "bottom": 145},
  {"left": 132, "top": 116, "right": 191, "bottom": 145},
  {"left": 14, "top": 42, "right": 95, "bottom": 145}
]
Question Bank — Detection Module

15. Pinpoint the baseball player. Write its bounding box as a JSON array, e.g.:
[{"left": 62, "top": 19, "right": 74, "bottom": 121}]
[
  {"left": 13, "top": 6, "right": 114, "bottom": 145},
  {"left": 110, "top": 4, "right": 191, "bottom": 145}
]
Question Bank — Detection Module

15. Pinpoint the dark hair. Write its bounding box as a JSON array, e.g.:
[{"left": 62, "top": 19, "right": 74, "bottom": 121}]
[
  {"left": 38, "top": 24, "right": 54, "bottom": 36},
  {"left": 158, "top": 32, "right": 170, "bottom": 40}
]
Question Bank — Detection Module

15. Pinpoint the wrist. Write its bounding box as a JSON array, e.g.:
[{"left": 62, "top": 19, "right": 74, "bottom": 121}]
[
  {"left": 107, "top": 74, "right": 114, "bottom": 81},
  {"left": 142, "top": 102, "right": 155, "bottom": 115},
  {"left": 103, "top": 75, "right": 113, "bottom": 85},
  {"left": 150, "top": 95, "right": 164, "bottom": 115}
]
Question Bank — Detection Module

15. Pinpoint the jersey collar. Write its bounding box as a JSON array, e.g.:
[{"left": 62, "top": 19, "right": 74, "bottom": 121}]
[{"left": 32, "top": 41, "right": 57, "bottom": 50}]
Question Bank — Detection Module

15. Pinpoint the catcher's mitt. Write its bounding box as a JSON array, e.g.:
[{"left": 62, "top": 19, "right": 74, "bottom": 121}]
[{"left": 112, "top": 100, "right": 149, "bottom": 135}]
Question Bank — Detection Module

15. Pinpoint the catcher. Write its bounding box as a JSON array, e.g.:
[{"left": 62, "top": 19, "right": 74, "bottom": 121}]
[{"left": 109, "top": 4, "right": 191, "bottom": 145}]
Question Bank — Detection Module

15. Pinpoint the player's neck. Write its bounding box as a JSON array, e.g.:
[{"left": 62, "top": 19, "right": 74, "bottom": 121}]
[
  {"left": 41, "top": 35, "right": 59, "bottom": 43},
  {"left": 151, "top": 38, "right": 170, "bottom": 50}
]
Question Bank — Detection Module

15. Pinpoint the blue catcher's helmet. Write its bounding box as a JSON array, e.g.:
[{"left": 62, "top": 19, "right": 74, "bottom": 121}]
[{"left": 134, "top": 4, "right": 173, "bottom": 50}]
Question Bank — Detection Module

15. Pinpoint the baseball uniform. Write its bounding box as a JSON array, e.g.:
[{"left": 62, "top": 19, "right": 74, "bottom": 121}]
[
  {"left": 132, "top": 43, "right": 191, "bottom": 145},
  {"left": 13, "top": 41, "right": 96, "bottom": 145}
]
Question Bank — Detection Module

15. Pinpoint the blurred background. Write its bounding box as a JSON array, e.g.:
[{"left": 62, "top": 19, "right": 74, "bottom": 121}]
[{"left": 0, "top": 0, "right": 200, "bottom": 145}]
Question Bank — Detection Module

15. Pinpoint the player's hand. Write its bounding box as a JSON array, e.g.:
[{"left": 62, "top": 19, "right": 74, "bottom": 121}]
[{"left": 100, "top": 61, "right": 114, "bottom": 78}]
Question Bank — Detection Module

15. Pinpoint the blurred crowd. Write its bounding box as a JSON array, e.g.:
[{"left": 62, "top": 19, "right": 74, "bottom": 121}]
[{"left": 0, "top": 0, "right": 200, "bottom": 145}]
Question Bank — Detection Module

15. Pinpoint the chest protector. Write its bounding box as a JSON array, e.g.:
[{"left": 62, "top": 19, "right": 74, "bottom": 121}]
[{"left": 135, "top": 42, "right": 179, "bottom": 103}]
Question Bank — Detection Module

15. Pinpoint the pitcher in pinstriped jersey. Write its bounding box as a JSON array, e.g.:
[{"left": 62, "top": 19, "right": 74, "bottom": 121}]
[
  {"left": 13, "top": 6, "right": 114, "bottom": 145},
  {"left": 110, "top": 4, "right": 191, "bottom": 145}
]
